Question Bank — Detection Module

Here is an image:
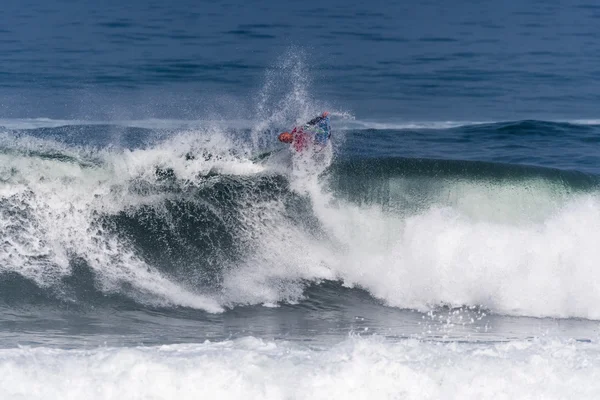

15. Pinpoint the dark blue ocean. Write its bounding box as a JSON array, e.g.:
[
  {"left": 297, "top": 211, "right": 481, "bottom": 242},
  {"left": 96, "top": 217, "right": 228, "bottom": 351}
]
[{"left": 2, "top": 1, "right": 600, "bottom": 398}]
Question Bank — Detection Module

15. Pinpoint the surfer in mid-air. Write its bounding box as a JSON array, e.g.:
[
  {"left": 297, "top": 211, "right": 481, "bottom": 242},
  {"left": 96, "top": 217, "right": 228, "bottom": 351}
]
[{"left": 278, "top": 112, "right": 331, "bottom": 152}]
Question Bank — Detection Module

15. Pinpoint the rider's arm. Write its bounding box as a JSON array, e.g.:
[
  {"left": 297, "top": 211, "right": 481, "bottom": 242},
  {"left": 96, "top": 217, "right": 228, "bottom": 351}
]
[{"left": 306, "top": 112, "right": 329, "bottom": 126}]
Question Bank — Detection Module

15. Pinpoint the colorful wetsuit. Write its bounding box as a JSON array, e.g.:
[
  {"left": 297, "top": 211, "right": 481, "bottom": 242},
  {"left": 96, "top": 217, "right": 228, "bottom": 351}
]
[{"left": 292, "top": 114, "right": 331, "bottom": 152}]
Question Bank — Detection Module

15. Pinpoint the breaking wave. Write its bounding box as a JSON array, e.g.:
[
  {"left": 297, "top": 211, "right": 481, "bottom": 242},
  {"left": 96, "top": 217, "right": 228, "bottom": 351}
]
[{"left": 1, "top": 119, "right": 600, "bottom": 320}]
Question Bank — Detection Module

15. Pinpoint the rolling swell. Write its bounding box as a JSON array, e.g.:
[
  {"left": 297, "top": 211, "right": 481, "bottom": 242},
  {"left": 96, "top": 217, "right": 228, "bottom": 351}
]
[
  {"left": 329, "top": 157, "right": 600, "bottom": 186},
  {"left": 323, "top": 157, "right": 600, "bottom": 223}
]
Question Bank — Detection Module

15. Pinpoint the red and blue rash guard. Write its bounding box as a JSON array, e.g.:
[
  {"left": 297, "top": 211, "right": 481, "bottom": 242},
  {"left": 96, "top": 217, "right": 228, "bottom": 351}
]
[{"left": 292, "top": 115, "right": 331, "bottom": 151}]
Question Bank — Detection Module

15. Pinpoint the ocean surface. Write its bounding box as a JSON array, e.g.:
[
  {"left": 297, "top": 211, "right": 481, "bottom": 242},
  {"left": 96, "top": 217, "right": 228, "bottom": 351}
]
[{"left": 2, "top": 0, "right": 600, "bottom": 398}]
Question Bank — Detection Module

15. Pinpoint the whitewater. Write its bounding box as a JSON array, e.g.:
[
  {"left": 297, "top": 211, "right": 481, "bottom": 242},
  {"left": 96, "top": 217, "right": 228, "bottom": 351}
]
[
  {"left": 2, "top": 120, "right": 600, "bottom": 318},
  {"left": 4, "top": 337, "right": 600, "bottom": 400}
]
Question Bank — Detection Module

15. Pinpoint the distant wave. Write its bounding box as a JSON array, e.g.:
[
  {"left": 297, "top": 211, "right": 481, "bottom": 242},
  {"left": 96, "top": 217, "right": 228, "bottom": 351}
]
[{"left": 3, "top": 117, "right": 600, "bottom": 131}]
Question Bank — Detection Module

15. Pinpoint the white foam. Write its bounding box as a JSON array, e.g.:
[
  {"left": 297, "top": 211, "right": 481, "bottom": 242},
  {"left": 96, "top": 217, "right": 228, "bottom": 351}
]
[
  {"left": 0, "top": 129, "right": 266, "bottom": 312},
  {"left": 2, "top": 336, "right": 600, "bottom": 399},
  {"left": 567, "top": 119, "right": 600, "bottom": 126},
  {"left": 304, "top": 175, "right": 600, "bottom": 320}
]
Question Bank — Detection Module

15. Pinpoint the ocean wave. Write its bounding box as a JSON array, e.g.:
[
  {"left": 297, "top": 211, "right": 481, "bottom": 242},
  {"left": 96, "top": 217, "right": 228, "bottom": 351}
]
[
  {"left": 3, "top": 117, "right": 600, "bottom": 132},
  {"left": 1, "top": 128, "right": 600, "bottom": 319}
]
